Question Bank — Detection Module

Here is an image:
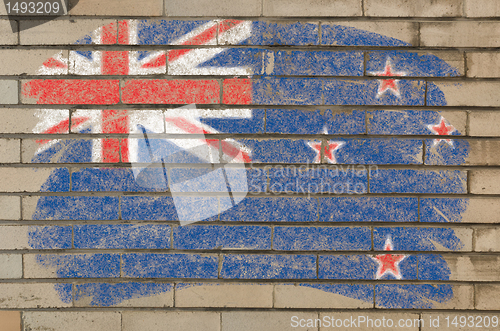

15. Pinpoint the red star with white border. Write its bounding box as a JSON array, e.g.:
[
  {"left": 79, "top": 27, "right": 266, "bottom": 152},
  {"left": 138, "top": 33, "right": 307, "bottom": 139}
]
[
  {"left": 427, "top": 116, "right": 456, "bottom": 147},
  {"left": 371, "top": 237, "right": 407, "bottom": 280},
  {"left": 369, "top": 57, "right": 406, "bottom": 98},
  {"left": 307, "top": 140, "right": 344, "bottom": 164}
]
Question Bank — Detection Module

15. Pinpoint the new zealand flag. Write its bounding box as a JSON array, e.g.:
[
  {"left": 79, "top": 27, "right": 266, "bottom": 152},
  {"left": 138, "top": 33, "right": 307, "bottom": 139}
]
[{"left": 22, "top": 19, "right": 470, "bottom": 309}]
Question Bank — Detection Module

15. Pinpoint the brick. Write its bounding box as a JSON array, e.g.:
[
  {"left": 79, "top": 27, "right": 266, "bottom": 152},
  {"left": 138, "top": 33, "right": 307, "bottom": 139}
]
[
  {"left": 370, "top": 169, "right": 467, "bottom": 194},
  {"left": 321, "top": 21, "right": 418, "bottom": 46},
  {"left": 365, "top": 0, "right": 463, "bottom": 17},
  {"left": 122, "top": 253, "right": 219, "bottom": 278},
  {"left": 74, "top": 224, "right": 170, "bottom": 249},
  {"left": 0, "top": 283, "right": 72, "bottom": 308},
  {"left": 267, "top": 109, "right": 365, "bottom": 135},
  {"left": 20, "top": 19, "right": 115, "bottom": 45},
  {"left": 69, "top": 0, "right": 162, "bottom": 15},
  {"left": 223, "top": 311, "right": 318, "bottom": 331},
  {"left": 23, "top": 312, "right": 121, "bottom": 331},
  {"left": 421, "top": 22, "right": 500, "bottom": 47},
  {"left": 263, "top": 0, "right": 361, "bottom": 16},
  {"left": 475, "top": 228, "right": 500, "bottom": 252},
  {"left": 24, "top": 253, "right": 121, "bottom": 278},
  {"left": 22, "top": 79, "right": 120, "bottom": 105},
  {"left": 320, "top": 197, "right": 418, "bottom": 222},
  {"left": 166, "top": 0, "right": 261, "bottom": 16},
  {"left": 221, "top": 254, "right": 316, "bottom": 279},
  {"left": 268, "top": 167, "right": 367, "bottom": 194},
  {"left": 274, "top": 227, "right": 371, "bottom": 251},
  {"left": 23, "top": 139, "right": 120, "bottom": 164},
  {"left": 221, "top": 21, "right": 319, "bottom": 46},
  {"left": 275, "top": 284, "right": 373, "bottom": 309},
  {"left": 422, "top": 313, "right": 500, "bottom": 330},
  {"left": 367, "top": 110, "right": 466, "bottom": 135},
  {"left": 23, "top": 196, "right": 119, "bottom": 220},
  {"left": 220, "top": 197, "right": 318, "bottom": 222},
  {"left": 0, "top": 50, "right": 68, "bottom": 75},
  {"left": 467, "top": 52, "right": 500, "bottom": 77},
  {"left": 476, "top": 284, "right": 500, "bottom": 310},
  {"left": 471, "top": 170, "right": 500, "bottom": 194},
  {"left": 319, "top": 254, "right": 417, "bottom": 280},
  {"left": 428, "top": 81, "right": 500, "bottom": 107},
  {"left": 0, "top": 109, "right": 69, "bottom": 134},
  {"left": 0, "top": 196, "right": 20, "bottom": 220},
  {"left": 0, "top": 168, "right": 68, "bottom": 193},
  {"left": 0, "top": 80, "right": 18, "bottom": 104},
  {"left": 0, "top": 311, "right": 20, "bottom": 331},
  {"left": 465, "top": 0, "right": 500, "bottom": 17},
  {"left": 470, "top": 111, "right": 500, "bottom": 136},
  {"left": 176, "top": 283, "right": 273, "bottom": 307},
  {"left": 374, "top": 227, "right": 472, "bottom": 251},
  {"left": 464, "top": 140, "right": 500, "bottom": 165},
  {"left": 122, "top": 79, "right": 220, "bottom": 104},
  {"left": 0, "top": 139, "right": 20, "bottom": 163},
  {"left": 0, "top": 226, "right": 71, "bottom": 249},
  {"left": 442, "top": 255, "right": 500, "bottom": 281},
  {"left": 0, "top": 254, "right": 22, "bottom": 278},
  {"left": 123, "top": 311, "right": 220, "bottom": 331},
  {"left": 420, "top": 198, "right": 500, "bottom": 223},
  {"left": 75, "top": 282, "right": 173, "bottom": 307},
  {"left": 173, "top": 225, "right": 271, "bottom": 250},
  {"left": 0, "top": 20, "right": 17, "bottom": 45},
  {"left": 319, "top": 312, "right": 420, "bottom": 330},
  {"left": 376, "top": 284, "right": 473, "bottom": 309}
]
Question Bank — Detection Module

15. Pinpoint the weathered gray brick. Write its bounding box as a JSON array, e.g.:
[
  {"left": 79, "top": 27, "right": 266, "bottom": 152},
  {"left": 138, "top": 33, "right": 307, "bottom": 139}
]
[
  {"left": 429, "top": 82, "right": 500, "bottom": 107},
  {"left": 0, "top": 20, "right": 17, "bottom": 45},
  {"left": 0, "top": 50, "right": 68, "bottom": 75},
  {"left": 444, "top": 255, "right": 500, "bottom": 281},
  {"left": 470, "top": 170, "right": 500, "bottom": 194},
  {"left": 476, "top": 284, "right": 500, "bottom": 310},
  {"left": 23, "top": 312, "right": 121, "bottom": 331},
  {"left": 322, "top": 21, "right": 418, "bottom": 46},
  {"left": 421, "top": 22, "right": 500, "bottom": 47},
  {"left": 470, "top": 111, "right": 500, "bottom": 137},
  {"left": 0, "top": 168, "right": 62, "bottom": 192},
  {"left": 467, "top": 52, "right": 500, "bottom": 78},
  {"left": 69, "top": 0, "right": 163, "bottom": 16},
  {"left": 475, "top": 228, "right": 500, "bottom": 252},
  {"left": 263, "top": 0, "right": 361, "bottom": 16},
  {"left": 275, "top": 284, "right": 372, "bottom": 308},
  {"left": 20, "top": 19, "right": 115, "bottom": 45},
  {"left": 365, "top": 0, "right": 463, "bottom": 17},
  {"left": 465, "top": 0, "right": 500, "bottom": 17},
  {"left": 463, "top": 140, "right": 500, "bottom": 165},
  {"left": 122, "top": 311, "right": 220, "bottom": 331},
  {"left": 0, "top": 283, "right": 72, "bottom": 308},
  {"left": 176, "top": 283, "right": 273, "bottom": 308},
  {"left": 223, "top": 311, "right": 318, "bottom": 331},
  {"left": 0, "top": 139, "right": 21, "bottom": 163},
  {"left": 0, "top": 196, "right": 21, "bottom": 220},
  {"left": 0, "top": 80, "right": 18, "bottom": 104},
  {"left": 0, "top": 254, "right": 22, "bottom": 278},
  {"left": 166, "top": 0, "right": 261, "bottom": 16}
]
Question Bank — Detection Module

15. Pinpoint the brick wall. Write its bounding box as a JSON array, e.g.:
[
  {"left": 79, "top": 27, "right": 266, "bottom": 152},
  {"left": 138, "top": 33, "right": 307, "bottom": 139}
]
[{"left": 1, "top": 0, "right": 500, "bottom": 330}]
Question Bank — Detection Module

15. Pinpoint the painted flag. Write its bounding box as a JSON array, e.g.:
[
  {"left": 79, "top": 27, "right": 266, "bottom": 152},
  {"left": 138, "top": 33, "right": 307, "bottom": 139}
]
[{"left": 22, "top": 20, "right": 470, "bottom": 309}]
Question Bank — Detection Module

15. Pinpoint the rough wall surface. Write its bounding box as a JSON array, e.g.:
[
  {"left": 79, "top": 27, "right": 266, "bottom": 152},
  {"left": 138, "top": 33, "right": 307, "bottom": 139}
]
[{"left": 1, "top": 0, "right": 500, "bottom": 330}]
